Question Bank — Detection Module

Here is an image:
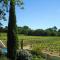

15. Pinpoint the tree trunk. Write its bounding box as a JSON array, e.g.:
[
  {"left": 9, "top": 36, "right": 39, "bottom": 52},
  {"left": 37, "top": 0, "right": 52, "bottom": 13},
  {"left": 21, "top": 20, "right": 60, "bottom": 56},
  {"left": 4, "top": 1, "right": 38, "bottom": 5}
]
[{"left": 7, "top": 0, "right": 18, "bottom": 60}]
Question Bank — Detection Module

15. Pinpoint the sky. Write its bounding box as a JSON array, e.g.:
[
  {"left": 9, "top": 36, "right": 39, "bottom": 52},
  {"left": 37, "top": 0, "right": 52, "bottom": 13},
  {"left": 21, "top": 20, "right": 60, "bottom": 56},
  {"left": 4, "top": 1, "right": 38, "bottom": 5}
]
[{"left": 1, "top": 0, "right": 60, "bottom": 29}]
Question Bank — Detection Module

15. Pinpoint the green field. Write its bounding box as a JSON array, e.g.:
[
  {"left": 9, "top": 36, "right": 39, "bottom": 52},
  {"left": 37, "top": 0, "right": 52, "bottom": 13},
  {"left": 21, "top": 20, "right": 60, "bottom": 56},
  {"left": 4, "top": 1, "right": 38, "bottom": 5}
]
[
  {"left": 0, "top": 33, "right": 60, "bottom": 52},
  {"left": 0, "top": 33, "right": 60, "bottom": 60}
]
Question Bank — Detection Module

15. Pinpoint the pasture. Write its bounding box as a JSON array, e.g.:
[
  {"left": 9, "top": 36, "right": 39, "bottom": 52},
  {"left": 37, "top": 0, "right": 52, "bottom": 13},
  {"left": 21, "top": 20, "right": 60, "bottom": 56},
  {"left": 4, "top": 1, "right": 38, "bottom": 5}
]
[{"left": 0, "top": 33, "right": 60, "bottom": 60}]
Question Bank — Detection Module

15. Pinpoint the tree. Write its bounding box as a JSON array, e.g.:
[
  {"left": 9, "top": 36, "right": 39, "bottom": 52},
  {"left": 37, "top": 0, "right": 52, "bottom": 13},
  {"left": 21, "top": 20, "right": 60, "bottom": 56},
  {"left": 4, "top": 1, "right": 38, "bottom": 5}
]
[
  {"left": 0, "top": 0, "right": 24, "bottom": 60},
  {"left": 0, "top": 22, "right": 2, "bottom": 30},
  {"left": 21, "top": 26, "right": 31, "bottom": 35},
  {"left": 0, "top": 22, "right": 3, "bottom": 36},
  {"left": 28, "top": 29, "right": 33, "bottom": 36},
  {"left": 32, "top": 29, "right": 45, "bottom": 36},
  {"left": 52, "top": 26, "right": 57, "bottom": 32},
  {"left": 4, "top": 26, "right": 8, "bottom": 32},
  {"left": 45, "top": 27, "right": 57, "bottom": 36},
  {"left": 17, "top": 27, "right": 22, "bottom": 34},
  {"left": 58, "top": 29, "right": 60, "bottom": 36}
]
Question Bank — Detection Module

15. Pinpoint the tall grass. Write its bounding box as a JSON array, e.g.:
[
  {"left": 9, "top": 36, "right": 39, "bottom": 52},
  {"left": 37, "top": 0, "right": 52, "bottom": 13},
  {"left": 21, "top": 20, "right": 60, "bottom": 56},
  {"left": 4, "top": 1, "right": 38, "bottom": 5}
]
[{"left": 0, "top": 33, "right": 60, "bottom": 55}]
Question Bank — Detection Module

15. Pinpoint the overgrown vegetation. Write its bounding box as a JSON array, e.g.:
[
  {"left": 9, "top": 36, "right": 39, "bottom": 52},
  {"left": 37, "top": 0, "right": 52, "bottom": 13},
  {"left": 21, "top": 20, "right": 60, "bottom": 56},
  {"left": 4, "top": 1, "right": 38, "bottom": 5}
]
[
  {"left": 0, "top": 26, "right": 60, "bottom": 36},
  {"left": 0, "top": 33, "right": 60, "bottom": 60}
]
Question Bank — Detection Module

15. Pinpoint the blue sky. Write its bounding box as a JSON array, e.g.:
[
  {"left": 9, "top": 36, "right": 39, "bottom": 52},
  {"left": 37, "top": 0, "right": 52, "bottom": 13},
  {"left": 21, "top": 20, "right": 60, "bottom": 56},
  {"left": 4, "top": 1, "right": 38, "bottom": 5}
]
[{"left": 1, "top": 0, "right": 60, "bottom": 29}]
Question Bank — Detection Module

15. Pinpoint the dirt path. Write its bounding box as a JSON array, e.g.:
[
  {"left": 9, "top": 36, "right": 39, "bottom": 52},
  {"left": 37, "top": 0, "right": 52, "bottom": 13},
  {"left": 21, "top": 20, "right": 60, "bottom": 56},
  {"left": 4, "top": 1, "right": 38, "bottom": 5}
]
[
  {"left": 19, "top": 45, "right": 32, "bottom": 50},
  {"left": 42, "top": 50, "right": 60, "bottom": 57},
  {"left": 0, "top": 40, "right": 60, "bottom": 58},
  {"left": 23, "top": 45, "right": 32, "bottom": 50},
  {"left": 23, "top": 45, "right": 60, "bottom": 57}
]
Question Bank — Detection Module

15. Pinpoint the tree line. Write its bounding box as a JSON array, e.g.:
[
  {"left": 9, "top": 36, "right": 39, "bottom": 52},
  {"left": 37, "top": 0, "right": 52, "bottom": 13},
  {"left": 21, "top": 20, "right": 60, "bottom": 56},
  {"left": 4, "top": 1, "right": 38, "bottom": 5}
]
[{"left": 0, "top": 26, "right": 60, "bottom": 36}]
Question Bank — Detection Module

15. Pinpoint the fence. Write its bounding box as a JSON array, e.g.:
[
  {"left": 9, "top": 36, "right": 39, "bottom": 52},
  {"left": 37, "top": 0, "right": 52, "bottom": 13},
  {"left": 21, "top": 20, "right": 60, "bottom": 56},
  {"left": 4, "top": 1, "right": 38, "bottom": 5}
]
[{"left": 1, "top": 38, "right": 60, "bottom": 60}]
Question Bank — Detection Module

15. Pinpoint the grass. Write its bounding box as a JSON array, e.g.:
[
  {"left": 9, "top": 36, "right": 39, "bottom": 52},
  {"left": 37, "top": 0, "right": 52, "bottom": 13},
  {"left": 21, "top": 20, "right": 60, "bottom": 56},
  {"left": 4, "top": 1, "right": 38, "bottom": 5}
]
[
  {"left": 0, "top": 33, "right": 60, "bottom": 60},
  {"left": 0, "top": 56, "right": 8, "bottom": 60},
  {"left": 32, "top": 55, "right": 46, "bottom": 60},
  {"left": 0, "top": 33, "right": 60, "bottom": 51}
]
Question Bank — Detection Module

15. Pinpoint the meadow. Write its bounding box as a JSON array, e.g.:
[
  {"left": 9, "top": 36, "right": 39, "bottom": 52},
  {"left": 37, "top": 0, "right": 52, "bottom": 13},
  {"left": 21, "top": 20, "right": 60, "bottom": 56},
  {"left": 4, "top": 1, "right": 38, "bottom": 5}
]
[{"left": 0, "top": 33, "right": 60, "bottom": 60}]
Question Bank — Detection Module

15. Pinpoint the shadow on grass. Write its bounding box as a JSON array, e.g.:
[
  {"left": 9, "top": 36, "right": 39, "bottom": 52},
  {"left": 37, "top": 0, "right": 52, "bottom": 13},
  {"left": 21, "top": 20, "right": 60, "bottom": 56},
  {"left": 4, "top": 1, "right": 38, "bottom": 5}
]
[
  {"left": 0, "top": 56, "right": 9, "bottom": 60},
  {"left": 49, "top": 56, "right": 60, "bottom": 60},
  {"left": 41, "top": 53, "right": 60, "bottom": 60}
]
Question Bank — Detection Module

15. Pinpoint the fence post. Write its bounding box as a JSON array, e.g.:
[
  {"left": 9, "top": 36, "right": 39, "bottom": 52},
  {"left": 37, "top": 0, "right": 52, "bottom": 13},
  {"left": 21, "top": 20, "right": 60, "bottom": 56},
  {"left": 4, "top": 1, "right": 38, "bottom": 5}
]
[{"left": 21, "top": 39, "right": 23, "bottom": 49}]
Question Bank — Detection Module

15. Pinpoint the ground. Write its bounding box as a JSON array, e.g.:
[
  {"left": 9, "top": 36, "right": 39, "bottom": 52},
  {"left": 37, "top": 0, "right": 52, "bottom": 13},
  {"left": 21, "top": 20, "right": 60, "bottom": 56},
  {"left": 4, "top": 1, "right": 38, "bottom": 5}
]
[{"left": 0, "top": 33, "right": 60, "bottom": 60}]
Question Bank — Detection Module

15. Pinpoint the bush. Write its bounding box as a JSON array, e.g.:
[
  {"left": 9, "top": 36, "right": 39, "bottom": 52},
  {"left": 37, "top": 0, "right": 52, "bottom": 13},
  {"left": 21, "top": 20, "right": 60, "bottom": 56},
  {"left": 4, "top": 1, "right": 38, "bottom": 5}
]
[{"left": 17, "top": 49, "right": 32, "bottom": 60}]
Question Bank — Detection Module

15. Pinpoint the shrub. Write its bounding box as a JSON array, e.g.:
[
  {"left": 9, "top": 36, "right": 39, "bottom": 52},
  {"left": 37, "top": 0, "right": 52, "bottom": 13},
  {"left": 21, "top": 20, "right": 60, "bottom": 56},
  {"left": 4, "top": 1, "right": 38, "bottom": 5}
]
[{"left": 17, "top": 49, "right": 32, "bottom": 60}]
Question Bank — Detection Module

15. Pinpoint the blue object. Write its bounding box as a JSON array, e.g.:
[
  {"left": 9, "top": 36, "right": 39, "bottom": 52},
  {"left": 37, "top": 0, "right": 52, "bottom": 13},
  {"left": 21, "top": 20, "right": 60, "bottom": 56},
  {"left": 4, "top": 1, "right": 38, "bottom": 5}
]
[{"left": 2, "top": 48, "right": 7, "bottom": 55}]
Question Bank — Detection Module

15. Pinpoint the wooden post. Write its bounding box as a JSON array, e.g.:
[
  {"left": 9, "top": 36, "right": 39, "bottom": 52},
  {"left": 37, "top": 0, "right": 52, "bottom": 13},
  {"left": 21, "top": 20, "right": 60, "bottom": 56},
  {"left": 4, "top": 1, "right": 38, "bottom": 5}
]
[{"left": 21, "top": 39, "right": 23, "bottom": 49}]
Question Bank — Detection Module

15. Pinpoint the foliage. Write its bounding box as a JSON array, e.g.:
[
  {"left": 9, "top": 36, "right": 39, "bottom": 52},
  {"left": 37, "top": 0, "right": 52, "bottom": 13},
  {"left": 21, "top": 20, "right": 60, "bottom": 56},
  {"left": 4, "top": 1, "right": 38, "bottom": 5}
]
[
  {"left": 0, "top": 0, "right": 24, "bottom": 60},
  {"left": 57, "top": 29, "right": 60, "bottom": 36},
  {"left": 17, "top": 49, "right": 32, "bottom": 60},
  {"left": 1, "top": 34, "right": 60, "bottom": 55},
  {"left": 1, "top": 34, "right": 60, "bottom": 59},
  {"left": 32, "top": 55, "right": 46, "bottom": 60},
  {"left": 1, "top": 26, "right": 60, "bottom": 36}
]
